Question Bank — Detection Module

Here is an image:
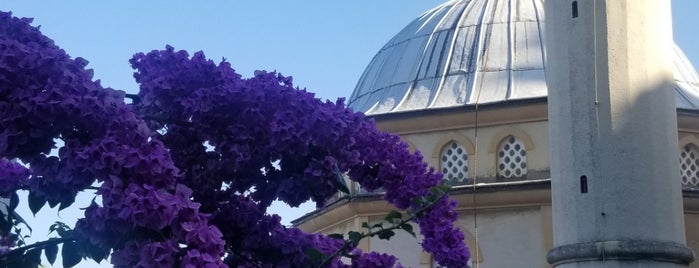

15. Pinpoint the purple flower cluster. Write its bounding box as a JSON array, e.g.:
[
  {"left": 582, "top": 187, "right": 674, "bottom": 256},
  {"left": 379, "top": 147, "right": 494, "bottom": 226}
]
[
  {"left": 0, "top": 11, "right": 225, "bottom": 267},
  {"left": 111, "top": 240, "right": 178, "bottom": 268},
  {"left": 0, "top": 232, "right": 17, "bottom": 256},
  {"left": 130, "top": 47, "right": 469, "bottom": 267},
  {"left": 350, "top": 251, "right": 400, "bottom": 268},
  {"left": 0, "top": 158, "right": 28, "bottom": 197},
  {"left": 0, "top": 9, "right": 469, "bottom": 268},
  {"left": 416, "top": 197, "right": 470, "bottom": 267},
  {"left": 209, "top": 194, "right": 345, "bottom": 267}
]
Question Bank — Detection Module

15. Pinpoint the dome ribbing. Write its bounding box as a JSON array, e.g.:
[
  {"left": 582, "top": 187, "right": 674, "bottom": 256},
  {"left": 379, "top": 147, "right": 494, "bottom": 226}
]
[{"left": 348, "top": 0, "right": 699, "bottom": 115}]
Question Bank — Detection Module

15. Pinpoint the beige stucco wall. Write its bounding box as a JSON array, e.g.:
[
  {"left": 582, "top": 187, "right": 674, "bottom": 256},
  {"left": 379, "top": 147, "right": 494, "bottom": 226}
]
[
  {"left": 366, "top": 216, "right": 429, "bottom": 268},
  {"left": 686, "top": 213, "right": 699, "bottom": 268},
  {"left": 294, "top": 106, "right": 699, "bottom": 267},
  {"left": 304, "top": 199, "right": 699, "bottom": 268},
  {"left": 455, "top": 207, "right": 549, "bottom": 267},
  {"left": 401, "top": 120, "right": 550, "bottom": 181},
  {"left": 308, "top": 205, "right": 551, "bottom": 267},
  {"left": 311, "top": 216, "right": 371, "bottom": 253}
]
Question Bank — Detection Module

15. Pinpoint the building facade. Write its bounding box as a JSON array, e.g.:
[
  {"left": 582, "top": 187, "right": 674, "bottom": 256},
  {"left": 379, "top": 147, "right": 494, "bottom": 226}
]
[{"left": 293, "top": 0, "right": 699, "bottom": 267}]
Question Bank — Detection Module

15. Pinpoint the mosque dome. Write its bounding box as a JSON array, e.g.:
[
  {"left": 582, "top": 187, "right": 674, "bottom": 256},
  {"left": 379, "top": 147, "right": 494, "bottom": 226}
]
[{"left": 347, "top": 0, "right": 699, "bottom": 115}]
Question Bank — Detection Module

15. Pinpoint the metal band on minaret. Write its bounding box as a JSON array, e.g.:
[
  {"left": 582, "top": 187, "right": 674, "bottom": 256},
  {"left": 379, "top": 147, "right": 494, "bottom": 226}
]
[{"left": 545, "top": 0, "right": 695, "bottom": 267}]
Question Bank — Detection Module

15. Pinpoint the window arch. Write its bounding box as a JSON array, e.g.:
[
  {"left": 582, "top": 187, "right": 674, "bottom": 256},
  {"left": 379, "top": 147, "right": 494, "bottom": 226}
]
[
  {"left": 680, "top": 143, "right": 699, "bottom": 187},
  {"left": 440, "top": 141, "right": 469, "bottom": 183},
  {"left": 497, "top": 136, "right": 527, "bottom": 178}
]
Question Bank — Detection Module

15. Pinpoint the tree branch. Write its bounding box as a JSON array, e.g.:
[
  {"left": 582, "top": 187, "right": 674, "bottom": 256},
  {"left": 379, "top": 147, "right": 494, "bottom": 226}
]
[
  {"left": 124, "top": 93, "right": 140, "bottom": 105},
  {"left": 140, "top": 115, "right": 193, "bottom": 127},
  {"left": 228, "top": 250, "right": 264, "bottom": 268},
  {"left": 0, "top": 237, "right": 74, "bottom": 258},
  {"left": 316, "top": 190, "right": 449, "bottom": 268}
]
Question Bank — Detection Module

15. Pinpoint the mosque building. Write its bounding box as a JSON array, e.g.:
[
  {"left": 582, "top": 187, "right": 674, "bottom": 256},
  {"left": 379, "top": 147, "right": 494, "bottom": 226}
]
[{"left": 293, "top": 0, "right": 699, "bottom": 267}]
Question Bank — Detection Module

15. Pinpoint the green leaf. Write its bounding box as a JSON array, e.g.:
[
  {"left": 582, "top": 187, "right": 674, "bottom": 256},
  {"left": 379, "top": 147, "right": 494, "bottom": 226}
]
[
  {"left": 62, "top": 240, "right": 82, "bottom": 268},
  {"left": 384, "top": 210, "right": 402, "bottom": 223},
  {"left": 49, "top": 221, "right": 71, "bottom": 237},
  {"left": 361, "top": 222, "right": 370, "bottom": 230},
  {"left": 11, "top": 211, "right": 32, "bottom": 233},
  {"left": 437, "top": 184, "right": 451, "bottom": 193},
  {"left": 0, "top": 218, "right": 10, "bottom": 235},
  {"left": 304, "top": 247, "right": 324, "bottom": 263},
  {"left": 88, "top": 246, "right": 108, "bottom": 263},
  {"left": 27, "top": 192, "right": 46, "bottom": 216},
  {"left": 328, "top": 233, "right": 344, "bottom": 240},
  {"left": 372, "top": 222, "right": 384, "bottom": 229},
  {"left": 45, "top": 242, "right": 58, "bottom": 265},
  {"left": 428, "top": 184, "right": 451, "bottom": 201},
  {"left": 377, "top": 230, "right": 395, "bottom": 240},
  {"left": 412, "top": 196, "right": 429, "bottom": 206},
  {"left": 400, "top": 223, "right": 416, "bottom": 238},
  {"left": 332, "top": 163, "right": 350, "bottom": 194},
  {"left": 430, "top": 186, "right": 442, "bottom": 196},
  {"left": 427, "top": 194, "right": 439, "bottom": 203},
  {"left": 47, "top": 199, "right": 59, "bottom": 209},
  {"left": 348, "top": 231, "right": 363, "bottom": 246},
  {"left": 25, "top": 248, "right": 42, "bottom": 266},
  {"left": 59, "top": 197, "right": 75, "bottom": 211},
  {"left": 9, "top": 192, "right": 19, "bottom": 212}
]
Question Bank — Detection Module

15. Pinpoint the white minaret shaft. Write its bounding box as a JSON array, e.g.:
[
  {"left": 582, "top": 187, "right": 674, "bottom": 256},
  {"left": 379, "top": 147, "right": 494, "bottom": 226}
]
[{"left": 545, "top": 0, "right": 694, "bottom": 267}]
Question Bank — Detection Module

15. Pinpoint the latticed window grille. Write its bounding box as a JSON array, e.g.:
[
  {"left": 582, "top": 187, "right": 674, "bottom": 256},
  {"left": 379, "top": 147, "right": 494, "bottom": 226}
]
[
  {"left": 680, "top": 144, "right": 699, "bottom": 187},
  {"left": 497, "top": 136, "right": 527, "bottom": 178},
  {"left": 440, "top": 141, "right": 469, "bottom": 182}
]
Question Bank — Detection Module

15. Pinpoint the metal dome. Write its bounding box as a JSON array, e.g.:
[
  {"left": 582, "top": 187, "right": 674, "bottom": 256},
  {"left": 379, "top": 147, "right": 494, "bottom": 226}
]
[{"left": 348, "top": 0, "right": 699, "bottom": 115}]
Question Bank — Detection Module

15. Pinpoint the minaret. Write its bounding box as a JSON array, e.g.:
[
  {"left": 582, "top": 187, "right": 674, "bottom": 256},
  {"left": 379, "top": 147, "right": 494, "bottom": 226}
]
[{"left": 545, "top": 0, "right": 695, "bottom": 267}]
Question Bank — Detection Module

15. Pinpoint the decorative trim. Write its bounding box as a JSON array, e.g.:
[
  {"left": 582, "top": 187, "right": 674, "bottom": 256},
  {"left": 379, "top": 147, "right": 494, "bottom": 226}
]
[
  {"left": 432, "top": 133, "right": 476, "bottom": 180},
  {"left": 431, "top": 133, "right": 476, "bottom": 158},
  {"left": 679, "top": 133, "right": 699, "bottom": 148},
  {"left": 487, "top": 126, "right": 535, "bottom": 153},
  {"left": 546, "top": 240, "right": 695, "bottom": 266}
]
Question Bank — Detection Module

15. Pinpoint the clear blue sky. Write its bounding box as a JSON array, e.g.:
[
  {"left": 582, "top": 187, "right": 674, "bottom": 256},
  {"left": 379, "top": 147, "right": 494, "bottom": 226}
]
[
  {"left": 6, "top": 1, "right": 697, "bottom": 102},
  {"left": 4, "top": 1, "right": 458, "bottom": 101},
  {"left": 2, "top": 1, "right": 699, "bottom": 267}
]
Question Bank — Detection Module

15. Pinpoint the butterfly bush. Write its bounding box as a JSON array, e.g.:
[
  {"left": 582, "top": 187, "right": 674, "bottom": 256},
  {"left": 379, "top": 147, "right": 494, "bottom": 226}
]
[{"left": 0, "top": 10, "right": 469, "bottom": 268}]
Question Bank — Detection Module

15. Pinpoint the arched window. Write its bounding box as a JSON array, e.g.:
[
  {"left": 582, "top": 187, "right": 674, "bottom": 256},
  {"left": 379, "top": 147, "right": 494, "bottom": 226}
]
[
  {"left": 497, "top": 136, "right": 527, "bottom": 178},
  {"left": 680, "top": 144, "right": 699, "bottom": 187},
  {"left": 440, "top": 141, "right": 469, "bottom": 183}
]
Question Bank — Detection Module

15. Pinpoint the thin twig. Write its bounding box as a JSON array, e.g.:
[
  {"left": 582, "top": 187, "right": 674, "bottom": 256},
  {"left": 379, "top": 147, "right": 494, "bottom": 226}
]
[
  {"left": 124, "top": 93, "right": 140, "bottom": 104},
  {"left": 316, "top": 191, "right": 449, "bottom": 268},
  {"left": 140, "top": 115, "right": 193, "bottom": 127},
  {"left": 230, "top": 250, "right": 264, "bottom": 268},
  {"left": 0, "top": 237, "right": 74, "bottom": 258}
]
